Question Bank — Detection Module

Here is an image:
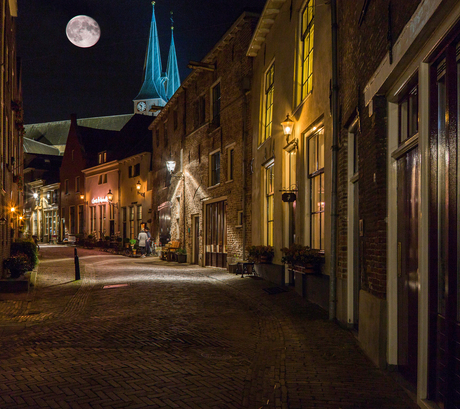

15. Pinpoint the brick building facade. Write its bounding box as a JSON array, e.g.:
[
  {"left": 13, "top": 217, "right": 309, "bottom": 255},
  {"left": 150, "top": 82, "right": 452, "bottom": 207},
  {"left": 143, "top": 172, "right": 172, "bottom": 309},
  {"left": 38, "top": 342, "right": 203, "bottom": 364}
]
[
  {"left": 1, "top": 0, "right": 24, "bottom": 277},
  {"left": 337, "top": 0, "right": 460, "bottom": 407},
  {"left": 149, "top": 12, "right": 257, "bottom": 267}
]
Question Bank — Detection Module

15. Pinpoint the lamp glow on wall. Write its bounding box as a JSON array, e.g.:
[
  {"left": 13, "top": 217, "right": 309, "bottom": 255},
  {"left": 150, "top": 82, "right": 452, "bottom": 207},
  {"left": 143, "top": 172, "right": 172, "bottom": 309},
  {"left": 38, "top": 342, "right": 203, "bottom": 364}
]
[{"left": 281, "top": 114, "right": 294, "bottom": 139}]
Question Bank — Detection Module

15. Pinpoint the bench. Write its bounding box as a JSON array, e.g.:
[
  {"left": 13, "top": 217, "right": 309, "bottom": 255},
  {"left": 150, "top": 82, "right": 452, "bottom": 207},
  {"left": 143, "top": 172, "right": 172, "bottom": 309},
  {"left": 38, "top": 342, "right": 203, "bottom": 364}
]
[{"left": 164, "top": 240, "right": 181, "bottom": 261}]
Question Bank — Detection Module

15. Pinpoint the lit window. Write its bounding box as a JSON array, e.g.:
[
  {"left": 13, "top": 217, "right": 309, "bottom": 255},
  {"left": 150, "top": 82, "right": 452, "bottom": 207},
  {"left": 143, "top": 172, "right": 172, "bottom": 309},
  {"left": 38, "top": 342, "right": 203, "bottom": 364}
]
[
  {"left": 266, "top": 164, "right": 275, "bottom": 246},
  {"left": 98, "top": 151, "right": 107, "bottom": 164},
  {"left": 210, "top": 151, "right": 221, "bottom": 186},
  {"left": 262, "top": 63, "right": 275, "bottom": 144},
  {"left": 308, "top": 127, "right": 324, "bottom": 250},
  {"left": 297, "top": 0, "right": 314, "bottom": 104}
]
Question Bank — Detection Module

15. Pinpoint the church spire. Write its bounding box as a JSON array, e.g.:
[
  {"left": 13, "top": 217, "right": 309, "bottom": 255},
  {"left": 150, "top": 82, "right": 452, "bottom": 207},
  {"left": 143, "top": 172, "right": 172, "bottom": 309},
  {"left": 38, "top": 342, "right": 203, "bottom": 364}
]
[
  {"left": 165, "top": 11, "right": 180, "bottom": 100},
  {"left": 134, "top": 1, "right": 167, "bottom": 114}
]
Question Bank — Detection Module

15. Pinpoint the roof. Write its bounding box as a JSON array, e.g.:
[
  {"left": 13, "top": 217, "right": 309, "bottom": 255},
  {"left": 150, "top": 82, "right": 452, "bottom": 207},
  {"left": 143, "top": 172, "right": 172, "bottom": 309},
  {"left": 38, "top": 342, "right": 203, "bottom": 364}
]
[
  {"left": 247, "top": 0, "right": 285, "bottom": 57},
  {"left": 76, "top": 125, "right": 119, "bottom": 168},
  {"left": 23, "top": 154, "right": 63, "bottom": 185},
  {"left": 24, "top": 114, "right": 133, "bottom": 146},
  {"left": 135, "top": 2, "right": 168, "bottom": 102},
  {"left": 166, "top": 28, "right": 180, "bottom": 100},
  {"left": 23, "top": 138, "right": 61, "bottom": 155}
]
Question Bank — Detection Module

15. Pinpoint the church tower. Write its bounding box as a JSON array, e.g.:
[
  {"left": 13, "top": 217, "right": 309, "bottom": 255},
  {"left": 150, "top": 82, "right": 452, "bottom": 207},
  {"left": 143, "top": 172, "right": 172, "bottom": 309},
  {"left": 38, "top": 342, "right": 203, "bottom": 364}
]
[
  {"left": 134, "top": 1, "right": 168, "bottom": 116},
  {"left": 165, "top": 12, "right": 180, "bottom": 100}
]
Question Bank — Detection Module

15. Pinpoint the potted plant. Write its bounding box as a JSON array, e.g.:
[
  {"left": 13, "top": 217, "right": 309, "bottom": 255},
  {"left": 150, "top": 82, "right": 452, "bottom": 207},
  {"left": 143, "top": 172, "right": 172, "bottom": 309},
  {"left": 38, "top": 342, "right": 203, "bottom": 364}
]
[
  {"left": 176, "top": 248, "right": 187, "bottom": 263},
  {"left": 3, "top": 253, "right": 29, "bottom": 279},
  {"left": 247, "top": 245, "right": 274, "bottom": 264},
  {"left": 280, "top": 243, "right": 322, "bottom": 273}
]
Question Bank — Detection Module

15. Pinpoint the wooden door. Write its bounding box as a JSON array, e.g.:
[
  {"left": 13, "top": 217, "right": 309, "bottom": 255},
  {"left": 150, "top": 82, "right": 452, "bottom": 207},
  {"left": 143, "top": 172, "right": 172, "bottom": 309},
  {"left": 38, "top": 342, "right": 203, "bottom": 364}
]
[
  {"left": 397, "top": 146, "right": 420, "bottom": 385},
  {"left": 193, "top": 216, "right": 199, "bottom": 264},
  {"left": 429, "top": 42, "right": 460, "bottom": 408}
]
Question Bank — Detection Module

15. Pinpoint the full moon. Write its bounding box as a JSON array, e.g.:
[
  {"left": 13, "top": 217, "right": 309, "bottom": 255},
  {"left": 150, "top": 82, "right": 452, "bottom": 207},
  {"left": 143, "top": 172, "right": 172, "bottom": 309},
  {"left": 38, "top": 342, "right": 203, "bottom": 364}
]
[{"left": 66, "top": 15, "right": 101, "bottom": 48}]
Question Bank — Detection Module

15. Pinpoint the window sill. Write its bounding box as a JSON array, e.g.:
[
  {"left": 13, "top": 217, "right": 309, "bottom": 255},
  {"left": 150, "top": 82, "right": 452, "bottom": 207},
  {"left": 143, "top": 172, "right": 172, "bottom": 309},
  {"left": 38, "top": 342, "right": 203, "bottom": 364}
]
[
  {"left": 225, "top": 179, "right": 233, "bottom": 184},
  {"left": 208, "top": 183, "right": 221, "bottom": 190}
]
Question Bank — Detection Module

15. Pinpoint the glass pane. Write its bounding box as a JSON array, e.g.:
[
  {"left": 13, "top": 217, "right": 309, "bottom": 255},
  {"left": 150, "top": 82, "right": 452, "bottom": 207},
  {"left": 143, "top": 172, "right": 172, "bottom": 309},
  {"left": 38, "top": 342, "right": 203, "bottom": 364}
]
[
  {"left": 318, "top": 129, "right": 324, "bottom": 169},
  {"left": 400, "top": 100, "right": 408, "bottom": 142},
  {"left": 312, "top": 213, "right": 320, "bottom": 249},
  {"left": 408, "top": 87, "right": 418, "bottom": 138},
  {"left": 312, "top": 175, "right": 321, "bottom": 212},
  {"left": 309, "top": 136, "right": 317, "bottom": 174}
]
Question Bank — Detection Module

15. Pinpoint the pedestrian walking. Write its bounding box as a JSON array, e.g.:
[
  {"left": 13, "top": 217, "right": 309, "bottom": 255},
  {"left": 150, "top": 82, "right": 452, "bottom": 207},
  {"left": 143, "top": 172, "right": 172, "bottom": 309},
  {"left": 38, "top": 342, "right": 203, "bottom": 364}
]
[
  {"left": 137, "top": 229, "right": 148, "bottom": 258},
  {"left": 145, "top": 227, "right": 152, "bottom": 256}
]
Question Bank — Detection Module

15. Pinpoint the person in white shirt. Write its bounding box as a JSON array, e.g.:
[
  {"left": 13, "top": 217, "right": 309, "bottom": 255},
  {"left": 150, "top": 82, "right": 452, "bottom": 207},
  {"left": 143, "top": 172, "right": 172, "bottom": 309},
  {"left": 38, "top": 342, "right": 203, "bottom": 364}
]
[{"left": 137, "top": 229, "right": 148, "bottom": 258}]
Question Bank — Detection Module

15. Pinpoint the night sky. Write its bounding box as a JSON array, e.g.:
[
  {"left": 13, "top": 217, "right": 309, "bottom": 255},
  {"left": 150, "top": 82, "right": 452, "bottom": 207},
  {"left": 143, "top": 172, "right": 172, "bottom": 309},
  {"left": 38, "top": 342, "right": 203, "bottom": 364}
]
[{"left": 16, "top": 0, "right": 266, "bottom": 125}]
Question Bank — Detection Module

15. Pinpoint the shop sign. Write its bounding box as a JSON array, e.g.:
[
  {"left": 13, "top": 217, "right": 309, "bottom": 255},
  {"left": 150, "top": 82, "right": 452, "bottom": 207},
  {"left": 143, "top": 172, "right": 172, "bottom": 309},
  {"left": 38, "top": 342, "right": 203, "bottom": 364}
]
[
  {"left": 91, "top": 196, "right": 108, "bottom": 204},
  {"left": 282, "top": 192, "right": 296, "bottom": 202}
]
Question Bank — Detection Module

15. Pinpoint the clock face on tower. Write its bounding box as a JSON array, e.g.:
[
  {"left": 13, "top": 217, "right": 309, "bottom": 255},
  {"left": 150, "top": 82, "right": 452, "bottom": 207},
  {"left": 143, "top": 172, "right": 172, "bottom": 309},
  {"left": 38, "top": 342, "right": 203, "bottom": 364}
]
[{"left": 137, "top": 101, "right": 147, "bottom": 112}]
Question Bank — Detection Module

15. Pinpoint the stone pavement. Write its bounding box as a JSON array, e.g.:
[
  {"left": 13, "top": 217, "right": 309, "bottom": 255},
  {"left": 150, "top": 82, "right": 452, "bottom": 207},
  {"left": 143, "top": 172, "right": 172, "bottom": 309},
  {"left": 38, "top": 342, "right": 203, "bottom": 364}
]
[{"left": 0, "top": 244, "right": 418, "bottom": 409}]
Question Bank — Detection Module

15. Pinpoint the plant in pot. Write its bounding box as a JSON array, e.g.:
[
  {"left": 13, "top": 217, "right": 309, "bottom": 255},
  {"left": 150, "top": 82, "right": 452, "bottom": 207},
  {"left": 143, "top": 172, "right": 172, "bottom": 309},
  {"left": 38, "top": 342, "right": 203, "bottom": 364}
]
[
  {"left": 129, "top": 239, "right": 137, "bottom": 255},
  {"left": 3, "top": 253, "right": 29, "bottom": 279},
  {"left": 280, "top": 243, "right": 322, "bottom": 273},
  {"left": 247, "top": 245, "right": 274, "bottom": 264},
  {"left": 176, "top": 248, "right": 187, "bottom": 263}
]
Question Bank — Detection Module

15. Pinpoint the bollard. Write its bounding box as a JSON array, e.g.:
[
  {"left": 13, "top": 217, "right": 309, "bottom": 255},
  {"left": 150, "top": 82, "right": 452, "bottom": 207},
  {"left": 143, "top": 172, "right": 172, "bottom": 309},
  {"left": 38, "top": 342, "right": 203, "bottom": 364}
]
[{"left": 74, "top": 247, "right": 81, "bottom": 280}]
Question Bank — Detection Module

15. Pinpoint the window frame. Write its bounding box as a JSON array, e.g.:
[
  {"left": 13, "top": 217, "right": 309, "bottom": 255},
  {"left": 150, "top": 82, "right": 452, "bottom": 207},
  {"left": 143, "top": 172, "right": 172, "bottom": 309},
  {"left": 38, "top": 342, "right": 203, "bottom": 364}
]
[
  {"left": 307, "top": 127, "right": 325, "bottom": 251},
  {"left": 262, "top": 62, "right": 275, "bottom": 144},
  {"left": 209, "top": 149, "right": 221, "bottom": 187},
  {"left": 265, "top": 162, "right": 275, "bottom": 246},
  {"left": 298, "top": 0, "right": 315, "bottom": 104},
  {"left": 211, "top": 81, "right": 221, "bottom": 127}
]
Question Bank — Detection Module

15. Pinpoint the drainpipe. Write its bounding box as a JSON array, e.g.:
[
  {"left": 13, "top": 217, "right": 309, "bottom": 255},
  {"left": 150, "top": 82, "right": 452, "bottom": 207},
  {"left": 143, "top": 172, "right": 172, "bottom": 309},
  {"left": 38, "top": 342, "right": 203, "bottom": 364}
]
[
  {"left": 330, "top": 0, "right": 338, "bottom": 321},
  {"left": 242, "top": 82, "right": 249, "bottom": 261}
]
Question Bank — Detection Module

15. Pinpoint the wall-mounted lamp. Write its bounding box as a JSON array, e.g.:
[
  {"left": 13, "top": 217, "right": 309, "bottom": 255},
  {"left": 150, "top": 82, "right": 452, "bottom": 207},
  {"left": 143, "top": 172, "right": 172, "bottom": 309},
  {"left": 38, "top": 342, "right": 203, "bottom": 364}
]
[
  {"left": 10, "top": 206, "right": 15, "bottom": 213},
  {"left": 80, "top": 194, "right": 85, "bottom": 200},
  {"left": 107, "top": 189, "right": 118, "bottom": 208},
  {"left": 166, "top": 160, "right": 176, "bottom": 174},
  {"left": 281, "top": 114, "right": 294, "bottom": 139},
  {"left": 33, "top": 192, "right": 38, "bottom": 200},
  {"left": 136, "top": 180, "right": 145, "bottom": 197}
]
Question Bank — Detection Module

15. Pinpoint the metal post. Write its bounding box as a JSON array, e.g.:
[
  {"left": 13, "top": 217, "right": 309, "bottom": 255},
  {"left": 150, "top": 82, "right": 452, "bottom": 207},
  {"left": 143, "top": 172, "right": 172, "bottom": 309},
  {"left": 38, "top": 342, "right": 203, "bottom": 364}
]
[{"left": 74, "top": 247, "right": 81, "bottom": 280}]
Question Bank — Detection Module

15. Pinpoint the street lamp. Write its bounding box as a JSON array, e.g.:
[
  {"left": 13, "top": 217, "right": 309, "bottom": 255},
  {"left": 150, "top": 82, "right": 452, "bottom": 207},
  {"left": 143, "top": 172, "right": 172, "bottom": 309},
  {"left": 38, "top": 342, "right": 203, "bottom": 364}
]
[
  {"left": 136, "top": 180, "right": 145, "bottom": 197},
  {"left": 166, "top": 160, "right": 176, "bottom": 174},
  {"left": 281, "top": 114, "right": 294, "bottom": 138},
  {"left": 107, "top": 189, "right": 118, "bottom": 208}
]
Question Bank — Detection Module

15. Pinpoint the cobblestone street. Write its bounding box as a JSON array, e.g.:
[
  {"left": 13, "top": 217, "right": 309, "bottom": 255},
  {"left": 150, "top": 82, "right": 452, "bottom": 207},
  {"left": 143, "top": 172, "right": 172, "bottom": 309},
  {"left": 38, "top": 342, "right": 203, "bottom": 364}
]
[{"left": 0, "top": 245, "right": 417, "bottom": 408}]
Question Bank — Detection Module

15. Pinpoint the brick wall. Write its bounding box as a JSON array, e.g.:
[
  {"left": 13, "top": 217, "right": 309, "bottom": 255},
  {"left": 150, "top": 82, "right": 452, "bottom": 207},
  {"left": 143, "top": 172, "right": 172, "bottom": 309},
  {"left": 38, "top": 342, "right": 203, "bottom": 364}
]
[
  {"left": 150, "top": 13, "right": 256, "bottom": 263},
  {"left": 337, "top": 0, "right": 421, "bottom": 299}
]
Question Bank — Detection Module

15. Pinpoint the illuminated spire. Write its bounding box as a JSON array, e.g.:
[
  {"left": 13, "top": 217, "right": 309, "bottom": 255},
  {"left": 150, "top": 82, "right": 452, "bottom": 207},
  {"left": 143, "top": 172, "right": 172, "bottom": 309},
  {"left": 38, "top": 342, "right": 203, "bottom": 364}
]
[
  {"left": 134, "top": 1, "right": 167, "bottom": 105},
  {"left": 165, "top": 11, "right": 181, "bottom": 100}
]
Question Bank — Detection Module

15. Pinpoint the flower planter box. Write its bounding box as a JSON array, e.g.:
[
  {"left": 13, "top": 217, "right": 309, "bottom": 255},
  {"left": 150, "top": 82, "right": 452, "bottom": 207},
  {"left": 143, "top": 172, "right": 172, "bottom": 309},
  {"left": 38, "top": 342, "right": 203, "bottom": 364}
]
[{"left": 177, "top": 254, "right": 187, "bottom": 263}]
